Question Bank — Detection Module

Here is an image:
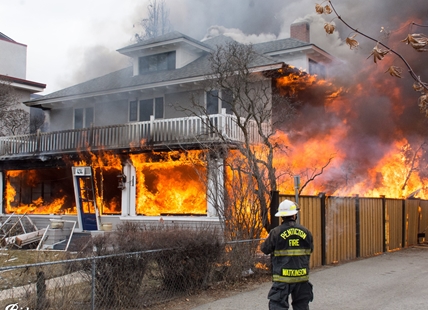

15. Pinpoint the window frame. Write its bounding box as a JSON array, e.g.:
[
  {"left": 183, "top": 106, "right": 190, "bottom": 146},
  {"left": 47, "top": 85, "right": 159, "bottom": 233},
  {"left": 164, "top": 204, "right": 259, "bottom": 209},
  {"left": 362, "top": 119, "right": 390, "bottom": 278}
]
[
  {"left": 73, "top": 107, "right": 94, "bottom": 129},
  {"left": 308, "top": 59, "right": 326, "bottom": 79},
  {"left": 138, "top": 51, "right": 176, "bottom": 75},
  {"left": 206, "top": 89, "right": 234, "bottom": 115},
  {"left": 128, "top": 97, "right": 164, "bottom": 122}
]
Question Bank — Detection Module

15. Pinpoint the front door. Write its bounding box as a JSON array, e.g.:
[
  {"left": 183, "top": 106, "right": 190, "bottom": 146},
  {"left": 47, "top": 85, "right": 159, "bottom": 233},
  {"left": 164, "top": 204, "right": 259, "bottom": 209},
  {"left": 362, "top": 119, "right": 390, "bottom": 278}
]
[
  {"left": 72, "top": 166, "right": 99, "bottom": 231},
  {"left": 76, "top": 176, "right": 98, "bottom": 231}
]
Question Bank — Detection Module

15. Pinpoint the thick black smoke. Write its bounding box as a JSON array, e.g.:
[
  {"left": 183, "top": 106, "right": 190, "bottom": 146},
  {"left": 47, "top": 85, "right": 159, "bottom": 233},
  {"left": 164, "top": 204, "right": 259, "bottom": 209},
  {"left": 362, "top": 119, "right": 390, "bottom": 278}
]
[{"left": 79, "top": 0, "right": 428, "bottom": 194}]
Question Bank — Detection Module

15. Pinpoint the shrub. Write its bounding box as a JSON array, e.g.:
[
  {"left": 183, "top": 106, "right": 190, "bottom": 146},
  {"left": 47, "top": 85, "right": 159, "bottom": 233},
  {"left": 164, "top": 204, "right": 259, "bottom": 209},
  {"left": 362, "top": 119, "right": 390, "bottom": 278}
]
[
  {"left": 78, "top": 222, "right": 223, "bottom": 307},
  {"left": 151, "top": 225, "right": 223, "bottom": 292},
  {"left": 80, "top": 222, "right": 156, "bottom": 309}
]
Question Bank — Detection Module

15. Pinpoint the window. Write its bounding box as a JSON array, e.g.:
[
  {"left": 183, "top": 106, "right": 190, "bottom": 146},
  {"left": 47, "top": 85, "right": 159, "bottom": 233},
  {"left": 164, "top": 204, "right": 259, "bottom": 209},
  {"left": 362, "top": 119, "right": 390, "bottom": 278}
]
[
  {"left": 139, "top": 51, "right": 176, "bottom": 74},
  {"left": 206, "top": 89, "right": 233, "bottom": 115},
  {"left": 309, "top": 59, "right": 326, "bottom": 79},
  {"left": 129, "top": 100, "right": 138, "bottom": 122},
  {"left": 206, "top": 90, "right": 219, "bottom": 115},
  {"left": 129, "top": 97, "right": 164, "bottom": 122},
  {"left": 74, "top": 107, "right": 94, "bottom": 129},
  {"left": 222, "top": 89, "right": 233, "bottom": 114}
]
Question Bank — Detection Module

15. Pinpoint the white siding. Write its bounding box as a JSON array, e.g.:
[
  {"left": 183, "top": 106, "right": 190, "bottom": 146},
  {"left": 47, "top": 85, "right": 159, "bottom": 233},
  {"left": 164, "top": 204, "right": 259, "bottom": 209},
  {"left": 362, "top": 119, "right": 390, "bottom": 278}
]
[{"left": 0, "top": 39, "right": 27, "bottom": 79}]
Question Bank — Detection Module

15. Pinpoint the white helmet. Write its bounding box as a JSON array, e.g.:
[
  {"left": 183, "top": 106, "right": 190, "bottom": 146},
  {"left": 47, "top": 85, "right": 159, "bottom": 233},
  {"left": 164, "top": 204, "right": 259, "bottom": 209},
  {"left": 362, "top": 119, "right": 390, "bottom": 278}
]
[{"left": 275, "top": 199, "right": 299, "bottom": 217}]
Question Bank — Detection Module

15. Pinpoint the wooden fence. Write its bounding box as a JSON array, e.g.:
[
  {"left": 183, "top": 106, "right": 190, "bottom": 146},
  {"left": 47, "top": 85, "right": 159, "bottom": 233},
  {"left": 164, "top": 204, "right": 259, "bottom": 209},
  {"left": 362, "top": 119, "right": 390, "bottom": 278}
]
[{"left": 279, "top": 194, "right": 428, "bottom": 269}]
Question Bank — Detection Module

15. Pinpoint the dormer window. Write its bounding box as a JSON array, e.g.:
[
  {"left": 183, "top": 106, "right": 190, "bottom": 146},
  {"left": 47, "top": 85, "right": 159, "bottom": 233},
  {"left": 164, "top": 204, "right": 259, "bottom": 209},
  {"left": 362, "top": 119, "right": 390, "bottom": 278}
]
[{"left": 139, "top": 51, "right": 176, "bottom": 74}]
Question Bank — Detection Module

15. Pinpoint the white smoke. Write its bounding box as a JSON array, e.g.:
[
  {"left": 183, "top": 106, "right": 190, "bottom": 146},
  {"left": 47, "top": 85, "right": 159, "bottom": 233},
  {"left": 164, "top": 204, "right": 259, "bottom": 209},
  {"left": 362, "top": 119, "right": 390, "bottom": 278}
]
[{"left": 202, "top": 25, "right": 277, "bottom": 44}]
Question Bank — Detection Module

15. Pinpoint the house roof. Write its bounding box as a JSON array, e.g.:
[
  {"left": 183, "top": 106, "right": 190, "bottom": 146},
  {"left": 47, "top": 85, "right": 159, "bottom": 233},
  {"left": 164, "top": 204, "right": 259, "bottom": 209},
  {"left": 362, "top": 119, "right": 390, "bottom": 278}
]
[
  {"left": 27, "top": 31, "right": 326, "bottom": 106},
  {"left": 0, "top": 74, "right": 46, "bottom": 93},
  {"left": 0, "top": 32, "right": 26, "bottom": 47},
  {"left": 29, "top": 56, "right": 212, "bottom": 102},
  {"left": 0, "top": 32, "right": 15, "bottom": 42},
  {"left": 253, "top": 38, "right": 311, "bottom": 54},
  {"left": 202, "top": 34, "right": 237, "bottom": 48},
  {"left": 28, "top": 32, "right": 286, "bottom": 105},
  {"left": 117, "top": 31, "right": 213, "bottom": 56}
]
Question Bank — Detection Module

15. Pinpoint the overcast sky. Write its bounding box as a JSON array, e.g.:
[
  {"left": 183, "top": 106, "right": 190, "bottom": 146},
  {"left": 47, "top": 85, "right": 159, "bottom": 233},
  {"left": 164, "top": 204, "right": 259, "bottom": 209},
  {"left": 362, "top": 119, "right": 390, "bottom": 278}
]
[{"left": 1, "top": 0, "right": 427, "bottom": 94}]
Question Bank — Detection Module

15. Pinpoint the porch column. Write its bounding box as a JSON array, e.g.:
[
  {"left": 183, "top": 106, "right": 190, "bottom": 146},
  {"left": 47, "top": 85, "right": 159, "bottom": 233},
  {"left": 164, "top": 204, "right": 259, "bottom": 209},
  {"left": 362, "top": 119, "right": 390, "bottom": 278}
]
[
  {"left": 0, "top": 171, "right": 3, "bottom": 214},
  {"left": 207, "top": 156, "right": 224, "bottom": 218},
  {"left": 121, "top": 162, "right": 136, "bottom": 217}
]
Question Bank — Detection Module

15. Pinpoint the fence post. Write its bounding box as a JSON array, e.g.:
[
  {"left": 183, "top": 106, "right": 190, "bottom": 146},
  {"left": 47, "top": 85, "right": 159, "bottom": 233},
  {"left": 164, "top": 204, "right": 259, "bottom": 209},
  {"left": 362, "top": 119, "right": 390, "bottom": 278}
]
[
  {"left": 402, "top": 199, "right": 407, "bottom": 248},
  {"left": 269, "top": 191, "right": 279, "bottom": 231},
  {"left": 36, "top": 271, "right": 47, "bottom": 310},
  {"left": 91, "top": 258, "right": 96, "bottom": 310},
  {"left": 355, "top": 195, "right": 360, "bottom": 258},
  {"left": 319, "top": 192, "right": 327, "bottom": 266},
  {"left": 381, "top": 195, "right": 387, "bottom": 252}
]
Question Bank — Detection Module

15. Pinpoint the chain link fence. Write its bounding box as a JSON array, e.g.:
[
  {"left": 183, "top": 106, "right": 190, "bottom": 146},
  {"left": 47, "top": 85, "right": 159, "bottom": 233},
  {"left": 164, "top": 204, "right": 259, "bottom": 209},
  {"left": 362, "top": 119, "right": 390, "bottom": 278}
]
[{"left": 0, "top": 239, "right": 268, "bottom": 310}]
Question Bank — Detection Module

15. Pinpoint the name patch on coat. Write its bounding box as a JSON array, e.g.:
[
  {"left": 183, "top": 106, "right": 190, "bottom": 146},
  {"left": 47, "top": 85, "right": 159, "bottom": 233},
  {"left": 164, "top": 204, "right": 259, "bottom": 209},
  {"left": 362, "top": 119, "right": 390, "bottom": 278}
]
[{"left": 282, "top": 268, "right": 307, "bottom": 277}]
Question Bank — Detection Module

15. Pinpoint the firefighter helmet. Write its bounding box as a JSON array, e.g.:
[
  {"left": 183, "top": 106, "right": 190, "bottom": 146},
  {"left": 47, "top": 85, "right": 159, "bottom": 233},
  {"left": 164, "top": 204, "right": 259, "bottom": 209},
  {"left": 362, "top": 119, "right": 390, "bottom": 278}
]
[{"left": 275, "top": 199, "right": 299, "bottom": 217}]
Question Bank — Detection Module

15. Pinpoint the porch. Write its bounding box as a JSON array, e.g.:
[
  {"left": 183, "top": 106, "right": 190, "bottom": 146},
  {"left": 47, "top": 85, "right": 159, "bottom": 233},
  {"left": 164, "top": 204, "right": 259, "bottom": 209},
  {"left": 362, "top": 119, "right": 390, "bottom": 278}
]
[{"left": 0, "top": 112, "right": 270, "bottom": 159}]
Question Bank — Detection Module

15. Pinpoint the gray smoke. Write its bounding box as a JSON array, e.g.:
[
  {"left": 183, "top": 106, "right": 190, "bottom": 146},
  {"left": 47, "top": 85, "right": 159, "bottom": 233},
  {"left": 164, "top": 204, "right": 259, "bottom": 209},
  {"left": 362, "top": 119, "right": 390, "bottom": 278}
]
[{"left": 68, "top": 0, "right": 428, "bottom": 194}]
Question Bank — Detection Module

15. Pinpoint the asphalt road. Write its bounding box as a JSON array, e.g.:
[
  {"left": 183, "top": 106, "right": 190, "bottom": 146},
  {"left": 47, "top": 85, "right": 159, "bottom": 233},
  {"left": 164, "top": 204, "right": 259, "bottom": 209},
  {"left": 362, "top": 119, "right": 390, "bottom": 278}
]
[{"left": 192, "top": 245, "right": 428, "bottom": 310}]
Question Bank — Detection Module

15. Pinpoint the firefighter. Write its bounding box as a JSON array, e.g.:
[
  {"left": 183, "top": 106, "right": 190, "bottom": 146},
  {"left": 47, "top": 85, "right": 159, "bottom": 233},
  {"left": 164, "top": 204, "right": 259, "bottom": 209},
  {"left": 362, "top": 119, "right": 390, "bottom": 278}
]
[{"left": 261, "top": 199, "right": 314, "bottom": 310}]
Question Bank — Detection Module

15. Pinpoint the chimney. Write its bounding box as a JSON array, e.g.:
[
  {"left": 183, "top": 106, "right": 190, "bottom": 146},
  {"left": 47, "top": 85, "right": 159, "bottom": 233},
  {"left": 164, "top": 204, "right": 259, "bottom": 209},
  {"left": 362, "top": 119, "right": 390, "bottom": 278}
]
[{"left": 290, "top": 21, "right": 310, "bottom": 43}]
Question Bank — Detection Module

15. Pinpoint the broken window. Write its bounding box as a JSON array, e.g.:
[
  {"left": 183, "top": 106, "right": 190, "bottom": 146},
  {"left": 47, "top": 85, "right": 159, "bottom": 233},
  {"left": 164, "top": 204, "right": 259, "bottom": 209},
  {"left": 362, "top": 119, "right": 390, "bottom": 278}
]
[
  {"left": 309, "top": 59, "right": 326, "bottom": 79},
  {"left": 131, "top": 151, "right": 207, "bottom": 216}
]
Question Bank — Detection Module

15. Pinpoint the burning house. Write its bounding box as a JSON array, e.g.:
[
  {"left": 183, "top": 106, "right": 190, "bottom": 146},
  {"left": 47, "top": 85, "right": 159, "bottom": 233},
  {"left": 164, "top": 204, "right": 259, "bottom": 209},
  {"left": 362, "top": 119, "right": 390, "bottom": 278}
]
[{"left": 0, "top": 22, "right": 333, "bottom": 234}]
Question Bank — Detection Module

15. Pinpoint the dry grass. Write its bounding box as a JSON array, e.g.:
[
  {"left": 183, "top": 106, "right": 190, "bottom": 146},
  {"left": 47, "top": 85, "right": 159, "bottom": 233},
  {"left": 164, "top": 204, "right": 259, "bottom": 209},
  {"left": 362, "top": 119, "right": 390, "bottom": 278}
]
[
  {"left": 0, "top": 249, "right": 73, "bottom": 267},
  {"left": 0, "top": 249, "right": 77, "bottom": 289}
]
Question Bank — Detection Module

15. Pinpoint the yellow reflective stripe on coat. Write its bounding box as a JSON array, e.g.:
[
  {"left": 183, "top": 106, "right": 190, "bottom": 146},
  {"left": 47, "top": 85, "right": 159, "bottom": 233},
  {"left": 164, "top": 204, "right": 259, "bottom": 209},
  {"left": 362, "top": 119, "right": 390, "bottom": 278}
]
[
  {"left": 272, "top": 274, "right": 310, "bottom": 283},
  {"left": 274, "top": 249, "right": 312, "bottom": 256}
]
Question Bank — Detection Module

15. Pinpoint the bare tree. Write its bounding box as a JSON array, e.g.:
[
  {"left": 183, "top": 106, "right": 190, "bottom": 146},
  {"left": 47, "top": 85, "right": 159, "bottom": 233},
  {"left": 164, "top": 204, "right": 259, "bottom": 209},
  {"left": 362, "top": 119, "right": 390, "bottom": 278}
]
[
  {"left": 135, "top": 0, "right": 172, "bottom": 41},
  {"left": 0, "top": 78, "right": 30, "bottom": 136},
  {"left": 399, "top": 141, "right": 428, "bottom": 196},
  {"left": 316, "top": 0, "right": 428, "bottom": 116},
  {"left": 0, "top": 78, "right": 18, "bottom": 119},
  {"left": 1, "top": 109, "right": 30, "bottom": 136},
  {"left": 29, "top": 108, "right": 47, "bottom": 133},
  {"left": 175, "top": 42, "right": 301, "bottom": 239}
]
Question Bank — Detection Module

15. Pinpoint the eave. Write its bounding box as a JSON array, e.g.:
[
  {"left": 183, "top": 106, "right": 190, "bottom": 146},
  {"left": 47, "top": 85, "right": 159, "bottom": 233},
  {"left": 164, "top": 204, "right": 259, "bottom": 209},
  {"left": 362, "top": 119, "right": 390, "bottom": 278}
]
[
  {"left": 1, "top": 74, "right": 46, "bottom": 93},
  {"left": 265, "top": 44, "right": 334, "bottom": 63},
  {"left": 118, "top": 37, "right": 212, "bottom": 58},
  {"left": 25, "top": 62, "right": 284, "bottom": 109}
]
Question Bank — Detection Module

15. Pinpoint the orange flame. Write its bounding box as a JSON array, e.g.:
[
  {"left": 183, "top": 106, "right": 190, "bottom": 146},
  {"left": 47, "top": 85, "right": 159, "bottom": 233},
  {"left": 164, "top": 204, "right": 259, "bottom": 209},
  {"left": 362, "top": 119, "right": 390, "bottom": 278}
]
[{"left": 130, "top": 150, "right": 207, "bottom": 216}]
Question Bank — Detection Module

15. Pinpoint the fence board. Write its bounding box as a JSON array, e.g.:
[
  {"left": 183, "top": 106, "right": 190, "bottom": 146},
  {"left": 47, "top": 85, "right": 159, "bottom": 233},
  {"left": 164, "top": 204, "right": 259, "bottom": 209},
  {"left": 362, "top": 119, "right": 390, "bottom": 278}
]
[
  {"left": 419, "top": 201, "right": 428, "bottom": 243},
  {"left": 359, "top": 198, "right": 383, "bottom": 257},
  {"left": 280, "top": 196, "right": 322, "bottom": 269},
  {"left": 382, "top": 199, "right": 402, "bottom": 251},
  {"left": 322, "top": 197, "right": 355, "bottom": 264},
  {"left": 405, "top": 200, "right": 419, "bottom": 246}
]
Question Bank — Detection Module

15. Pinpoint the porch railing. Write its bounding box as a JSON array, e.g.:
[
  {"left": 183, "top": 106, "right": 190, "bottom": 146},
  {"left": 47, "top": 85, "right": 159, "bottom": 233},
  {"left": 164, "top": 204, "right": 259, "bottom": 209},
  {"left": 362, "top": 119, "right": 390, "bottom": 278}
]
[{"left": 0, "top": 111, "right": 271, "bottom": 158}]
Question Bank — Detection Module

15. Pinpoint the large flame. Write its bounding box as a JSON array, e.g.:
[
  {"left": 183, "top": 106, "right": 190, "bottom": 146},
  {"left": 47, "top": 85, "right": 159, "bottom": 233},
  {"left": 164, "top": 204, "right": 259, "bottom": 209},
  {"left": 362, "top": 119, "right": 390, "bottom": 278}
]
[
  {"left": 5, "top": 170, "right": 74, "bottom": 214},
  {"left": 130, "top": 150, "right": 207, "bottom": 216},
  {"left": 4, "top": 21, "right": 428, "bottom": 216},
  {"left": 5, "top": 150, "right": 207, "bottom": 216},
  {"left": 273, "top": 35, "right": 428, "bottom": 200}
]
